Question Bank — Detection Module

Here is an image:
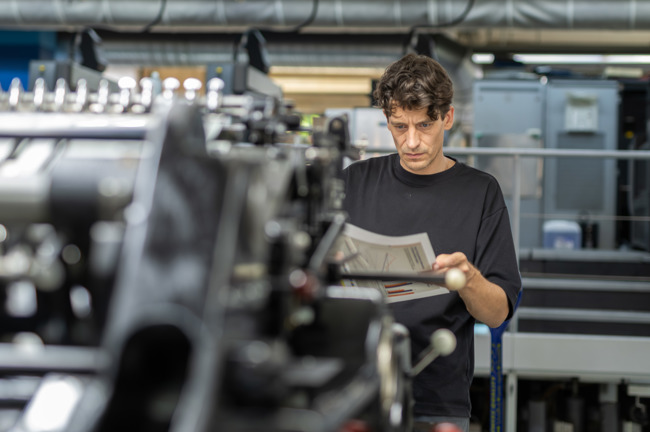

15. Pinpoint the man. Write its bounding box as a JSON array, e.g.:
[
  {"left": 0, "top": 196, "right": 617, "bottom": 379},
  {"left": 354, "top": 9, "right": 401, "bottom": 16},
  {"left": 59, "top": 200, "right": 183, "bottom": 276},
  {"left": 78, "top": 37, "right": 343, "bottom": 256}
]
[{"left": 342, "top": 54, "right": 521, "bottom": 432}]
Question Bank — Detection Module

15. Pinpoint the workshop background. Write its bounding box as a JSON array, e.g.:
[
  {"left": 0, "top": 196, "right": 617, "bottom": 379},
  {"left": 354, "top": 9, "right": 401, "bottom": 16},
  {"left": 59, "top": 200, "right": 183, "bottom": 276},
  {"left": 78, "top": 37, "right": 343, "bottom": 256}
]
[{"left": 0, "top": 1, "right": 649, "bottom": 432}]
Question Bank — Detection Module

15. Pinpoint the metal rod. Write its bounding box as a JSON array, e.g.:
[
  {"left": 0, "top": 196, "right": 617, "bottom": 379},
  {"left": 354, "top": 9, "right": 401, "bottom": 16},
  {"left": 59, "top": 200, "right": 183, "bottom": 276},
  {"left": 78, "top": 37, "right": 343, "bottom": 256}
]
[
  {"left": 445, "top": 147, "right": 650, "bottom": 159},
  {"left": 308, "top": 213, "right": 347, "bottom": 273},
  {"left": 512, "top": 154, "right": 521, "bottom": 261},
  {"left": 0, "top": 344, "right": 106, "bottom": 374},
  {"left": 521, "top": 277, "right": 650, "bottom": 292},
  {"left": 506, "top": 372, "right": 518, "bottom": 432},
  {"left": 517, "top": 307, "right": 650, "bottom": 324},
  {"left": 0, "top": 113, "right": 153, "bottom": 140},
  {"left": 343, "top": 271, "right": 446, "bottom": 285}
]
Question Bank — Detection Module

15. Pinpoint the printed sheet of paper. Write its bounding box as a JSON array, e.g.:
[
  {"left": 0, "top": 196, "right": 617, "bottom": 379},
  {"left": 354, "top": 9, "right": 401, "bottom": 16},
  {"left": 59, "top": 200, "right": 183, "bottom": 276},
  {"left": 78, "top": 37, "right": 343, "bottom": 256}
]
[{"left": 338, "top": 223, "right": 449, "bottom": 303}]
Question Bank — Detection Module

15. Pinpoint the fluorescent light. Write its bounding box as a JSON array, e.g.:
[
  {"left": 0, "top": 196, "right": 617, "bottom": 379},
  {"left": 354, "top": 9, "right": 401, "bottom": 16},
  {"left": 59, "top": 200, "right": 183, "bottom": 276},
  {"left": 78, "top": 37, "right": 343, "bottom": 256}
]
[
  {"left": 603, "top": 55, "right": 650, "bottom": 64},
  {"left": 471, "top": 53, "right": 495, "bottom": 64},
  {"left": 513, "top": 54, "right": 603, "bottom": 64},
  {"left": 512, "top": 54, "right": 650, "bottom": 65}
]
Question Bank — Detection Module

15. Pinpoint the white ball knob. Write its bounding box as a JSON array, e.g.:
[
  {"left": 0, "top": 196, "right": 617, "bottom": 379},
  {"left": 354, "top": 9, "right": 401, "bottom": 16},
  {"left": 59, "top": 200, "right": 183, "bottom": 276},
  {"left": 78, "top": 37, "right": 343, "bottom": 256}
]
[
  {"left": 445, "top": 268, "right": 466, "bottom": 291},
  {"left": 431, "top": 328, "right": 456, "bottom": 357}
]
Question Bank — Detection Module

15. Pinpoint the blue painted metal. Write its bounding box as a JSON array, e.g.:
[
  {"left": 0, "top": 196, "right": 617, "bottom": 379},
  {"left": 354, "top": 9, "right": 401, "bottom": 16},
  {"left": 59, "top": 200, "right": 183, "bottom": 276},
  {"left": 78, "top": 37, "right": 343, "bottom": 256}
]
[
  {"left": 0, "top": 30, "right": 57, "bottom": 90},
  {"left": 489, "top": 290, "right": 522, "bottom": 432}
]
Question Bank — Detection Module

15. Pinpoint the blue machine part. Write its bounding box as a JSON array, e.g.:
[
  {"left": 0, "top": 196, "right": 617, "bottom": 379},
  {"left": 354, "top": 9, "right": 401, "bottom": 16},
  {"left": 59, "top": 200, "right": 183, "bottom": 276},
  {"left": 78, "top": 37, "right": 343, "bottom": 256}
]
[
  {"left": 0, "top": 30, "right": 57, "bottom": 90},
  {"left": 490, "top": 290, "right": 522, "bottom": 432}
]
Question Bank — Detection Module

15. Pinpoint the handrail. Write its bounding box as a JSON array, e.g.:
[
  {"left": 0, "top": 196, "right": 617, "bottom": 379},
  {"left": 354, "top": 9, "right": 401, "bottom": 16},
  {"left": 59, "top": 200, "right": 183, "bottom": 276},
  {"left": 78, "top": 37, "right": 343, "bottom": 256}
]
[
  {"left": 446, "top": 147, "right": 650, "bottom": 259},
  {"left": 364, "top": 146, "right": 650, "bottom": 159},
  {"left": 361, "top": 145, "right": 650, "bottom": 258},
  {"left": 444, "top": 147, "right": 650, "bottom": 159},
  {"left": 521, "top": 276, "right": 650, "bottom": 292}
]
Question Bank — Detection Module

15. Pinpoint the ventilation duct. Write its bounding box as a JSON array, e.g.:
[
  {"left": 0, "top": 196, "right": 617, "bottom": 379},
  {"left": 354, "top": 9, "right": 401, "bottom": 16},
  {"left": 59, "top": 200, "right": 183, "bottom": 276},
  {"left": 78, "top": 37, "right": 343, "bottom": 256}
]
[{"left": 1, "top": 0, "right": 650, "bottom": 32}]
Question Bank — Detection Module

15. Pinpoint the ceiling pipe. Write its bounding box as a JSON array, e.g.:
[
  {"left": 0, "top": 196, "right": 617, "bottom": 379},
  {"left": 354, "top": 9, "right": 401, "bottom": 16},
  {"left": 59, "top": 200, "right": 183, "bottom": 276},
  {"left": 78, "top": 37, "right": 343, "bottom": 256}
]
[{"left": 1, "top": 0, "right": 650, "bottom": 32}]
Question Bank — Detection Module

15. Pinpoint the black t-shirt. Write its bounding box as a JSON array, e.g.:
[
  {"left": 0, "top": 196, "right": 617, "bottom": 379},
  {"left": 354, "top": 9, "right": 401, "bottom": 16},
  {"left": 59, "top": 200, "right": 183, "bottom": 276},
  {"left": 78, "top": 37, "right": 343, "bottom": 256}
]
[{"left": 342, "top": 153, "right": 521, "bottom": 418}]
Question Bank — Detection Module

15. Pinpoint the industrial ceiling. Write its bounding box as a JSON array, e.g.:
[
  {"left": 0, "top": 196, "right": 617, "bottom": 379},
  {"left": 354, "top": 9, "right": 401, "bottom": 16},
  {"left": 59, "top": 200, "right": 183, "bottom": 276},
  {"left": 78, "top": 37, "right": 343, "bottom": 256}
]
[{"left": 2, "top": 0, "right": 650, "bottom": 68}]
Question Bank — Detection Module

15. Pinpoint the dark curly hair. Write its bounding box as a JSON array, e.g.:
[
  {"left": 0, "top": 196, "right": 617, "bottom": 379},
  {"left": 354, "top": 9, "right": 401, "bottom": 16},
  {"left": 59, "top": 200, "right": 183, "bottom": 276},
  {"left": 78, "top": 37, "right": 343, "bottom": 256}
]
[{"left": 373, "top": 53, "right": 454, "bottom": 121}]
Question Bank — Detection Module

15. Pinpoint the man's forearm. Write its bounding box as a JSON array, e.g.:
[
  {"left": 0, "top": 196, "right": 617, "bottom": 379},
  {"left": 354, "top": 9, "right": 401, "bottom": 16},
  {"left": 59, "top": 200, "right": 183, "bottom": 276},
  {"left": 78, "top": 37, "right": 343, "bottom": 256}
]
[
  {"left": 434, "top": 252, "right": 511, "bottom": 327},
  {"left": 458, "top": 268, "right": 509, "bottom": 328}
]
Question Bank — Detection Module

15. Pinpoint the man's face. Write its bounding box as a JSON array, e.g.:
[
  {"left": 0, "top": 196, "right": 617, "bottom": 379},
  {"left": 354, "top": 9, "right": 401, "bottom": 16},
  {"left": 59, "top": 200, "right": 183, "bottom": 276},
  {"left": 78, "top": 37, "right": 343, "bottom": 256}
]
[{"left": 387, "top": 105, "right": 454, "bottom": 175}]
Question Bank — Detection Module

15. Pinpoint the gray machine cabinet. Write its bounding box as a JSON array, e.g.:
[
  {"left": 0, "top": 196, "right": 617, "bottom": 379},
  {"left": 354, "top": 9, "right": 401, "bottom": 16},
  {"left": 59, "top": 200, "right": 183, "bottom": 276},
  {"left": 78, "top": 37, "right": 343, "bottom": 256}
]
[
  {"left": 544, "top": 80, "right": 619, "bottom": 250},
  {"left": 473, "top": 79, "right": 546, "bottom": 249}
]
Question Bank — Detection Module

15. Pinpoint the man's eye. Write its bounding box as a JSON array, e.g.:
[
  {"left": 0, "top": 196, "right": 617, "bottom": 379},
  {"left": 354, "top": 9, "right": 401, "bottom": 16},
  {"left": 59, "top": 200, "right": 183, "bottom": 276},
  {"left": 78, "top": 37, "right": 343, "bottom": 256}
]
[{"left": 420, "top": 123, "right": 430, "bottom": 128}]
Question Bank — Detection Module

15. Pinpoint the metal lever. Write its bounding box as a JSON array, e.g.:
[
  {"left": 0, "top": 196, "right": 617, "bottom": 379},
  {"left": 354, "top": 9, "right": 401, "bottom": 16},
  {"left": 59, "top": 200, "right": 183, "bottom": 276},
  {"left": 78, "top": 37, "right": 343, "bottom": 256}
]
[
  {"left": 342, "top": 268, "right": 466, "bottom": 290},
  {"left": 206, "top": 78, "right": 225, "bottom": 111},
  {"left": 410, "top": 328, "right": 457, "bottom": 377},
  {"left": 139, "top": 77, "right": 154, "bottom": 112},
  {"left": 73, "top": 79, "right": 88, "bottom": 112},
  {"left": 54, "top": 79, "right": 68, "bottom": 112},
  {"left": 118, "top": 76, "right": 137, "bottom": 112},
  {"left": 33, "top": 78, "right": 46, "bottom": 111},
  {"left": 9, "top": 78, "right": 23, "bottom": 111},
  {"left": 89, "top": 79, "right": 110, "bottom": 113}
]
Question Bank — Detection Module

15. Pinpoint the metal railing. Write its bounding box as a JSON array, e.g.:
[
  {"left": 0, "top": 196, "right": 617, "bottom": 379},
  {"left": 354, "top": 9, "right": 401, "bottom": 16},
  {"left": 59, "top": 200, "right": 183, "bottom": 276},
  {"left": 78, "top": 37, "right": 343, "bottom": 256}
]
[{"left": 442, "top": 147, "right": 650, "bottom": 259}]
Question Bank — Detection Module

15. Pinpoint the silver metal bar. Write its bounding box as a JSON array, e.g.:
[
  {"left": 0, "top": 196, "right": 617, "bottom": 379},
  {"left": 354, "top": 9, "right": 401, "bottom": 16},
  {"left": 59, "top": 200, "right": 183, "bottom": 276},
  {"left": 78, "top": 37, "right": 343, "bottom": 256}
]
[
  {"left": 0, "top": 344, "right": 107, "bottom": 374},
  {"left": 522, "top": 277, "right": 650, "bottom": 292},
  {"left": 308, "top": 213, "right": 346, "bottom": 273},
  {"left": 506, "top": 156, "right": 520, "bottom": 432},
  {"left": 445, "top": 147, "right": 650, "bottom": 159},
  {"left": 343, "top": 271, "right": 448, "bottom": 286},
  {"left": 506, "top": 372, "right": 518, "bottom": 432},
  {"left": 522, "top": 247, "right": 650, "bottom": 262},
  {"left": 507, "top": 332, "right": 650, "bottom": 380},
  {"left": 367, "top": 146, "right": 650, "bottom": 159},
  {"left": 512, "top": 153, "right": 521, "bottom": 261},
  {"left": 517, "top": 307, "right": 650, "bottom": 324},
  {"left": 0, "top": 113, "right": 153, "bottom": 140}
]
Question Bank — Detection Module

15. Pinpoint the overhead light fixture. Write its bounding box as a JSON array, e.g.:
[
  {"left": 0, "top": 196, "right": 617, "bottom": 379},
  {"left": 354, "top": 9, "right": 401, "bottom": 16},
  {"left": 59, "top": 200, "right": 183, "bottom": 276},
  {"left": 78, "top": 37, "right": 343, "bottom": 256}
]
[
  {"left": 512, "top": 54, "right": 650, "bottom": 65},
  {"left": 513, "top": 54, "right": 601, "bottom": 64},
  {"left": 605, "top": 55, "right": 650, "bottom": 64},
  {"left": 471, "top": 53, "right": 495, "bottom": 64}
]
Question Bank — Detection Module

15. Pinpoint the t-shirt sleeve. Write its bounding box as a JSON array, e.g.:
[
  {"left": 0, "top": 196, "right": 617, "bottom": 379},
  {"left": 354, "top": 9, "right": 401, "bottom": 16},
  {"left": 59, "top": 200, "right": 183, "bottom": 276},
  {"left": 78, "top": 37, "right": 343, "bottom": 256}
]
[{"left": 474, "top": 181, "right": 522, "bottom": 320}]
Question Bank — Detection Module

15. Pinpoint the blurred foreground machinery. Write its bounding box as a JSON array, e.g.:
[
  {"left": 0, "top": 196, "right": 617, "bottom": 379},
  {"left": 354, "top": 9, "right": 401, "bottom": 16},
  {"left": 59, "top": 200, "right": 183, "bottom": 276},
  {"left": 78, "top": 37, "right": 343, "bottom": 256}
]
[{"left": 0, "top": 75, "right": 417, "bottom": 432}]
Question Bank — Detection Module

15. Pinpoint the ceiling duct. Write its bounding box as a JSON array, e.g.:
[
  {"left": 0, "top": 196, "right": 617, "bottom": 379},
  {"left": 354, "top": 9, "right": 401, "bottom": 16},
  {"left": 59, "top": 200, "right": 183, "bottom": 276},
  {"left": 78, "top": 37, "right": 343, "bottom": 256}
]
[{"left": 1, "top": 0, "right": 650, "bottom": 32}]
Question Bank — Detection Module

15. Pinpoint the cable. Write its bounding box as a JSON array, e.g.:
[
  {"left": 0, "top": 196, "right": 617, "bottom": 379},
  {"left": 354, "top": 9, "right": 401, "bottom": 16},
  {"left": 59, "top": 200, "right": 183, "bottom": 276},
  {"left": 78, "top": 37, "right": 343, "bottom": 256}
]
[
  {"left": 232, "top": 0, "right": 319, "bottom": 69},
  {"left": 402, "top": 0, "right": 475, "bottom": 55},
  {"left": 141, "top": 0, "right": 168, "bottom": 33},
  {"left": 282, "top": 0, "right": 320, "bottom": 34}
]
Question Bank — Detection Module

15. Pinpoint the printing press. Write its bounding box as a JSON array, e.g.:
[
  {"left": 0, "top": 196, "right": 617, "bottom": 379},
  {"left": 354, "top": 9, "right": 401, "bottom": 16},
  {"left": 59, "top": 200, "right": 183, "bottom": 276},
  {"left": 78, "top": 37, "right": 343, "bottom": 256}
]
[{"left": 0, "top": 74, "right": 460, "bottom": 432}]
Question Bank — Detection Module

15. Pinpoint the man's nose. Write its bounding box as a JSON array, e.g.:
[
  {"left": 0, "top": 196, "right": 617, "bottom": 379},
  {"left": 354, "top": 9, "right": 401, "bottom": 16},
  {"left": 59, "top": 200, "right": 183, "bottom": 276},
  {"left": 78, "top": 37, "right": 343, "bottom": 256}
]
[{"left": 404, "top": 128, "right": 419, "bottom": 149}]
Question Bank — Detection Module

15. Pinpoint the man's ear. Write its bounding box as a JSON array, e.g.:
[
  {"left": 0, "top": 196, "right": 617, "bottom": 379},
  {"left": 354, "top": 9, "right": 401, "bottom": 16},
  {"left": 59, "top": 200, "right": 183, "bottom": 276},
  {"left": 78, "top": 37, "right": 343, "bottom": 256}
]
[{"left": 444, "top": 106, "right": 455, "bottom": 130}]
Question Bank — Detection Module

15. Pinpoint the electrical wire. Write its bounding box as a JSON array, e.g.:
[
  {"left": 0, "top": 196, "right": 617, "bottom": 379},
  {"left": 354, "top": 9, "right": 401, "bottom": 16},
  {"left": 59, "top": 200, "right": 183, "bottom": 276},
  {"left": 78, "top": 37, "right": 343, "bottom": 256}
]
[
  {"left": 288, "top": 0, "right": 319, "bottom": 33},
  {"left": 141, "top": 0, "right": 168, "bottom": 33},
  {"left": 402, "top": 0, "right": 475, "bottom": 55},
  {"left": 232, "top": 0, "right": 319, "bottom": 66}
]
